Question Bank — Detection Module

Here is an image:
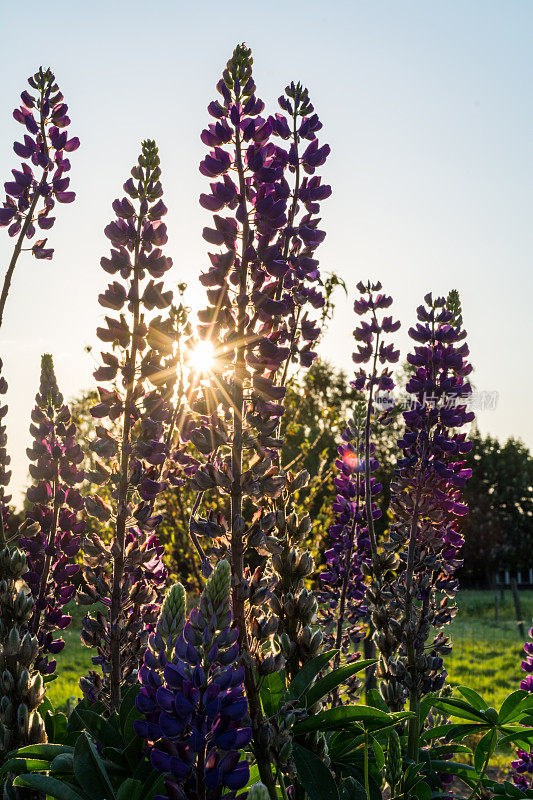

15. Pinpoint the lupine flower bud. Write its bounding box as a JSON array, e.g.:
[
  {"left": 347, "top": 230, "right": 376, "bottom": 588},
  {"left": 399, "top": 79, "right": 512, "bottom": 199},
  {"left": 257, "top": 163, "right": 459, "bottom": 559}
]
[
  {"left": 249, "top": 783, "right": 270, "bottom": 800},
  {"left": 135, "top": 561, "right": 250, "bottom": 800}
]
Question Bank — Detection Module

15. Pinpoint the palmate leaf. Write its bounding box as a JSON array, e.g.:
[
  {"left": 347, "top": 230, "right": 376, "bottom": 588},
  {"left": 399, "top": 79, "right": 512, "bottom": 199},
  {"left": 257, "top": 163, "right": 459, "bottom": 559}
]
[
  {"left": 304, "top": 659, "right": 377, "bottom": 707},
  {"left": 13, "top": 774, "right": 88, "bottom": 800},
  {"left": 365, "top": 688, "right": 389, "bottom": 713},
  {"left": 292, "top": 742, "right": 339, "bottom": 800},
  {"left": 424, "top": 760, "right": 478, "bottom": 784},
  {"left": 3, "top": 743, "right": 73, "bottom": 762}
]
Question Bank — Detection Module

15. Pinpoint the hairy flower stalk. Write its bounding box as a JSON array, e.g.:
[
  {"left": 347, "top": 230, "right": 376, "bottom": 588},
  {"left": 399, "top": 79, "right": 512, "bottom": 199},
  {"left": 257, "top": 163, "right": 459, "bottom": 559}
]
[
  {"left": 0, "top": 360, "right": 45, "bottom": 764},
  {"left": 80, "top": 140, "right": 176, "bottom": 710},
  {"left": 0, "top": 67, "right": 79, "bottom": 328},
  {"left": 193, "top": 45, "right": 330, "bottom": 797},
  {"left": 135, "top": 560, "right": 250, "bottom": 800},
  {"left": 372, "top": 291, "right": 474, "bottom": 758},
  {"left": 21, "top": 354, "right": 85, "bottom": 675},
  {"left": 510, "top": 626, "right": 533, "bottom": 789}
]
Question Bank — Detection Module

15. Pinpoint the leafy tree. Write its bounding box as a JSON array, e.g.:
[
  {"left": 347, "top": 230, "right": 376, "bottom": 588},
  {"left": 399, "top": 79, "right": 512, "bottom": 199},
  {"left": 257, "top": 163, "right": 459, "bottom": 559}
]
[{"left": 460, "top": 430, "right": 533, "bottom": 584}]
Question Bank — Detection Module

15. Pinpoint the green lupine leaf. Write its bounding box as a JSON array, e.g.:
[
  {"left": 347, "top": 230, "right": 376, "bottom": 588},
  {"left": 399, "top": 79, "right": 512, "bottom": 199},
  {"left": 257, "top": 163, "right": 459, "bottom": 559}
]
[
  {"left": 370, "top": 735, "right": 385, "bottom": 771},
  {"left": 13, "top": 774, "right": 88, "bottom": 800},
  {"left": 294, "top": 705, "right": 407, "bottom": 735},
  {"left": 260, "top": 670, "right": 286, "bottom": 717},
  {"left": 457, "top": 686, "right": 489, "bottom": 712},
  {"left": 431, "top": 697, "right": 490, "bottom": 722},
  {"left": 50, "top": 753, "right": 75, "bottom": 775},
  {"left": 292, "top": 742, "right": 339, "bottom": 800},
  {"left": 124, "top": 704, "right": 143, "bottom": 745},
  {"left": 45, "top": 710, "right": 69, "bottom": 744},
  {"left": 499, "top": 692, "right": 533, "bottom": 725},
  {"left": 366, "top": 689, "right": 390, "bottom": 714},
  {"left": 0, "top": 758, "right": 50, "bottom": 776},
  {"left": 3, "top": 743, "right": 73, "bottom": 764},
  {"left": 119, "top": 685, "right": 140, "bottom": 732},
  {"left": 305, "top": 659, "right": 376, "bottom": 707},
  {"left": 286, "top": 650, "right": 338, "bottom": 702},
  {"left": 498, "top": 726, "right": 533, "bottom": 749},
  {"left": 117, "top": 778, "right": 143, "bottom": 800},
  {"left": 73, "top": 733, "right": 116, "bottom": 800},
  {"left": 474, "top": 729, "right": 496, "bottom": 774},
  {"left": 74, "top": 709, "right": 120, "bottom": 749}
]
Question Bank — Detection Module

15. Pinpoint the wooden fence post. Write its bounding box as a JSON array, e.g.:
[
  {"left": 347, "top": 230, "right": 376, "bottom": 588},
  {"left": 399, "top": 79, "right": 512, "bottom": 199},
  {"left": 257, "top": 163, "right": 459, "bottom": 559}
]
[{"left": 511, "top": 578, "right": 526, "bottom": 639}]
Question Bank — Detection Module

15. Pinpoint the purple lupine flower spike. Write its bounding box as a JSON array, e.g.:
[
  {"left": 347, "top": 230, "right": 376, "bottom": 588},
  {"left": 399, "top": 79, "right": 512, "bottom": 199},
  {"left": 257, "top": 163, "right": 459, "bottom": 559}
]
[
  {"left": 0, "top": 359, "right": 46, "bottom": 759},
  {"left": 191, "top": 45, "right": 331, "bottom": 796},
  {"left": 0, "top": 67, "right": 79, "bottom": 328},
  {"left": 79, "top": 140, "right": 178, "bottom": 711},
  {"left": 20, "top": 353, "right": 85, "bottom": 675},
  {"left": 368, "top": 290, "right": 474, "bottom": 756},
  {"left": 320, "top": 281, "right": 400, "bottom": 698},
  {"left": 135, "top": 561, "right": 250, "bottom": 800}
]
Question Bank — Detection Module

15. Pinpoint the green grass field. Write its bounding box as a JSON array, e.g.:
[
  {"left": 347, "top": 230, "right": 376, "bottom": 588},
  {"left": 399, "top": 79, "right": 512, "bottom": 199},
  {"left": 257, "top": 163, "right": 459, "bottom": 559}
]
[
  {"left": 47, "top": 588, "right": 533, "bottom": 712},
  {"left": 446, "top": 588, "right": 533, "bottom": 709}
]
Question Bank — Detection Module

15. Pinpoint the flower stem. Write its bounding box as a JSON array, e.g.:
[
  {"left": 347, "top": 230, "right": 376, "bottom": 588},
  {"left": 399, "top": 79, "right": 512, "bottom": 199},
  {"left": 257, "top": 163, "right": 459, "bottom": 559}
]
[{"left": 0, "top": 191, "right": 40, "bottom": 329}]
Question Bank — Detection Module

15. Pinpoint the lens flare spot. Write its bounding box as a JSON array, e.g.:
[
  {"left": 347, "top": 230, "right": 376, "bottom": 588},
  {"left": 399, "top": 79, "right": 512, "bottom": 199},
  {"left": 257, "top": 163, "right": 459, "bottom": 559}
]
[{"left": 343, "top": 450, "right": 359, "bottom": 472}]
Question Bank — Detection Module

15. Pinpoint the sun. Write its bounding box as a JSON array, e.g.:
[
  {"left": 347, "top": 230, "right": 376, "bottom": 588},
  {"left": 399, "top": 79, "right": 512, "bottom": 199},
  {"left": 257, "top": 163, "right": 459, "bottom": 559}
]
[{"left": 191, "top": 339, "right": 215, "bottom": 375}]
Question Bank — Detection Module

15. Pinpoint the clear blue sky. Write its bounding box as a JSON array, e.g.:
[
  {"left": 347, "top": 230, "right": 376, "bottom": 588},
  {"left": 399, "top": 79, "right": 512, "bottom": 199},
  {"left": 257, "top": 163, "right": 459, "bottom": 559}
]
[{"left": 1, "top": 0, "right": 532, "bottom": 503}]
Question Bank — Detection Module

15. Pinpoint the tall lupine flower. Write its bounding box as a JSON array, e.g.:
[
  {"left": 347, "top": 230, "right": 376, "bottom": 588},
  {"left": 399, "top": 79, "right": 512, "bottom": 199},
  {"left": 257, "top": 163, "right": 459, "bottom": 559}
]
[
  {"left": 320, "top": 282, "right": 399, "bottom": 699},
  {"left": 192, "top": 45, "right": 330, "bottom": 798},
  {"left": 0, "top": 67, "right": 79, "bottom": 328},
  {"left": 510, "top": 626, "right": 533, "bottom": 789},
  {"left": 135, "top": 561, "right": 251, "bottom": 800},
  {"left": 374, "top": 291, "right": 474, "bottom": 758},
  {"left": 20, "top": 354, "right": 84, "bottom": 675},
  {"left": 0, "top": 360, "right": 45, "bottom": 762},
  {"left": 79, "top": 140, "right": 176, "bottom": 711}
]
